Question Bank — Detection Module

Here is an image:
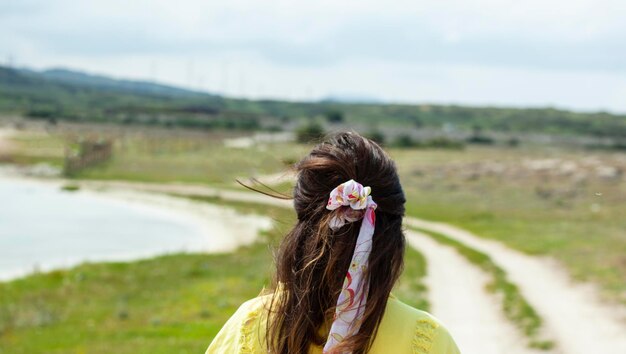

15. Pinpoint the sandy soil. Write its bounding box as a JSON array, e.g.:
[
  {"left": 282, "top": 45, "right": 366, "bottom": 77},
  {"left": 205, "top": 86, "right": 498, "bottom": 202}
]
[
  {"left": 405, "top": 218, "right": 626, "bottom": 354},
  {"left": 90, "top": 189, "right": 274, "bottom": 253},
  {"left": 407, "top": 229, "right": 544, "bottom": 354},
  {"left": 75, "top": 179, "right": 294, "bottom": 209}
]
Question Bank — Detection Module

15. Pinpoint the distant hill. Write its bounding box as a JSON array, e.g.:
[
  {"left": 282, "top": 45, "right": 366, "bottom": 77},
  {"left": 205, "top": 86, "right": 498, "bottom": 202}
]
[
  {"left": 321, "top": 94, "right": 385, "bottom": 104},
  {"left": 17, "top": 67, "right": 210, "bottom": 98},
  {"left": 0, "top": 65, "right": 625, "bottom": 141}
]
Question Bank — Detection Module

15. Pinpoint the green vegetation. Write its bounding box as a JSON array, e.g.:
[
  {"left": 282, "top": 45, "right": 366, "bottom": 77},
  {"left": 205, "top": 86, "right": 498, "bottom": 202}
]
[
  {"left": 2, "top": 63, "right": 625, "bottom": 352},
  {"left": 466, "top": 125, "right": 495, "bottom": 145},
  {"left": 2, "top": 66, "right": 626, "bottom": 140},
  {"left": 60, "top": 184, "right": 80, "bottom": 192},
  {"left": 4, "top": 126, "right": 625, "bottom": 306},
  {"left": 394, "top": 146, "right": 626, "bottom": 304},
  {"left": 4, "top": 125, "right": 310, "bottom": 186},
  {"left": 364, "top": 129, "right": 386, "bottom": 145},
  {"left": 0, "top": 201, "right": 288, "bottom": 354},
  {"left": 393, "top": 246, "right": 430, "bottom": 311},
  {"left": 4, "top": 126, "right": 625, "bottom": 305},
  {"left": 295, "top": 122, "right": 325, "bottom": 143},
  {"left": 392, "top": 134, "right": 417, "bottom": 148},
  {"left": 410, "top": 227, "right": 553, "bottom": 349},
  {"left": 324, "top": 110, "right": 344, "bottom": 123},
  {"left": 0, "top": 253, "right": 267, "bottom": 354},
  {"left": 391, "top": 134, "right": 464, "bottom": 150}
]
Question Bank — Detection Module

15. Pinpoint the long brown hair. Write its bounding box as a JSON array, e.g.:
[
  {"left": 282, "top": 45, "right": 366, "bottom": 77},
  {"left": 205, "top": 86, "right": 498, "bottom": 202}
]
[{"left": 266, "top": 131, "right": 406, "bottom": 354}]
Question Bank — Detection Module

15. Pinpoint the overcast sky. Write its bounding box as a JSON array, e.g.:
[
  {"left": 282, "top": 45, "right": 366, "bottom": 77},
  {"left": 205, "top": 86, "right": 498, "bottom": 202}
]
[{"left": 1, "top": 0, "right": 625, "bottom": 112}]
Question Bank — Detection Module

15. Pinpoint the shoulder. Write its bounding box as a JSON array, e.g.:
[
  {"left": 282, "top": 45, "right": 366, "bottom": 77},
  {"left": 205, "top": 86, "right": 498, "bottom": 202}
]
[
  {"left": 236, "top": 294, "right": 272, "bottom": 315},
  {"left": 226, "top": 294, "right": 273, "bottom": 325},
  {"left": 205, "top": 295, "right": 272, "bottom": 354},
  {"left": 370, "top": 297, "right": 460, "bottom": 354}
]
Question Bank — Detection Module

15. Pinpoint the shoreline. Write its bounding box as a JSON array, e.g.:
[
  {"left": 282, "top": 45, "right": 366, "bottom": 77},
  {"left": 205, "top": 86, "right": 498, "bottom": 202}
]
[{"left": 0, "top": 171, "right": 273, "bottom": 282}]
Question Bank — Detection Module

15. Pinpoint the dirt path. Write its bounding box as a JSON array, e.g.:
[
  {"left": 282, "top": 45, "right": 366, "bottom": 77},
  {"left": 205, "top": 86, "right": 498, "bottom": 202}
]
[
  {"left": 407, "top": 230, "right": 544, "bottom": 354},
  {"left": 76, "top": 180, "right": 294, "bottom": 208},
  {"left": 405, "top": 218, "right": 626, "bottom": 354}
]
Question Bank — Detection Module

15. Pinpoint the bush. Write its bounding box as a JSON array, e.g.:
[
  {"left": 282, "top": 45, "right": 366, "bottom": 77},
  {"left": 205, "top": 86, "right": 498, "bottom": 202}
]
[
  {"left": 424, "top": 137, "right": 465, "bottom": 149},
  {"left": 296, "top": 122, "right": 325, "bottom": 143},
  {"left": 506, "top": 137, "right": 521, "bottom": 147},
  {"left": 26, "top": 107, "right": 57, "bottom": 119},
  {"left": 391, "top": 134, "right": 418, "bottom": 148},
  {"left": 466, "top": 135, "right": 495, "bottom": 145},
  {"left": 391, "top": 135, "right": 465, "bottom": 149},
  {"left": 60, "top": 184, "right": 80, "bottom": 192},
  {"left": 365, "top": 130, "right": 386, "bottom": 145},
  {"left": 467, "top": 125, "right": 495, "bottom": 145},
  {"left": 265, "top": 125, "right": 283, "bottom": 132},
  {"left": 325, "top": 110, "right": 344, "bottom": 123}
]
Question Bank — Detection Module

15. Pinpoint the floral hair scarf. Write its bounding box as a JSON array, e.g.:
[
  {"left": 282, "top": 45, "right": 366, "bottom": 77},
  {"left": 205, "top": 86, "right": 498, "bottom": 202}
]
[{"left": 324, "top": 179, "right": 377, "bottom": 354}]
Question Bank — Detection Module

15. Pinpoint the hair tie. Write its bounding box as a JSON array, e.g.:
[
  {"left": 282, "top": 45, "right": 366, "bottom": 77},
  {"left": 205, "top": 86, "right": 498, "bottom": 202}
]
[{"left": 324, "top": 179, "right": 377, "bottom": 353}]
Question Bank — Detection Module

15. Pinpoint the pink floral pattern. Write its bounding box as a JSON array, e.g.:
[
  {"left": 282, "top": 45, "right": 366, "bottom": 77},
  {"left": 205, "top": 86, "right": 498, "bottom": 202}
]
[
  {"left": 324, "top": 180, "right": 377, "bottom": 354},
  {"left": 326, "top": 179, "right": 376, "bottom": 231}
]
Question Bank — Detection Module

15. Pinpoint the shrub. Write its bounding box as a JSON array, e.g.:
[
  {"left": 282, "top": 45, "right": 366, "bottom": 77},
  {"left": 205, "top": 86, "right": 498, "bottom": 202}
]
[
  {"left": 424, "top": 137, "right": 465, "bottom": 149},
  {"left": 296, "top": 122, "right": 325, "bottom": 143},
  {"left": 506, "top": 137, "right": 521, "bottom": 147},
  {"left": 365, "top": 130, "right": 386, "bottom": 145},
  {"left": 392, "top": 134, "right": 418, "bottom": 148},
  {"left": 325, "top": 110, "right": 344, "bottom": 123},
  {"left": 466, "top": 134, "right": 495, "bottom": 145}
]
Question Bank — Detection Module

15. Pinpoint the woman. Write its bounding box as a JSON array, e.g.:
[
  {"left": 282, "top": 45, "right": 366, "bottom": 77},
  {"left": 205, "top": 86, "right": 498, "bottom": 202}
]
[{"left": 207, "top": 132, "right": 459, "bottom": 354}]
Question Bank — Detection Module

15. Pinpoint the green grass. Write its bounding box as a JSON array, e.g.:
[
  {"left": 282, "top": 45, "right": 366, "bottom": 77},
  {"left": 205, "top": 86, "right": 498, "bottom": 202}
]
[
  {"left": 393, "top": 146, "right": 626, "bottom": 304},
  {"left": 0, "top": 202, "right": 290, "bottom": 354},
  {"left": 0, "top": 253, "right": 266, "bottom": 354},
  {"left": 410, "top": 226, "right": 554, "bottom": 350},
  {"left": 393, "top": 245, "right": 430, "bottom": 312},
  {"left": 4, "top": 125, "right": 625, "bottom": 351},
  {"left": 4, "top": 124, "right": 307, "bottom": 186},
  {"left": 5, "top": 127, "right": 625, "bottom": 305},
  {"left": 60, "top": 184, "right": 80, "bottom": 192}
]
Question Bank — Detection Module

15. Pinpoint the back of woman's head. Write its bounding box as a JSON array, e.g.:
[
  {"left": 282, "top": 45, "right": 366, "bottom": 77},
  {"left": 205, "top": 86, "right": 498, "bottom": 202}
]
[{"left": 267, "top": 131, "right": 406, "bottom": 354}]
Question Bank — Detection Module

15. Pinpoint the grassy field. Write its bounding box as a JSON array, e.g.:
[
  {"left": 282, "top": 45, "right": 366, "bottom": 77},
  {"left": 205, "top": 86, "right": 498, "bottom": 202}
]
[
  {"left": 4, "top": 123, "right": 625, "bottom": 302},
  {"left": 0, "top": 201, "right": 289, "bottom": 354},
  {"left": 2, "top": 122, "right": 625, "bottom": 352},
  {"left": 1, "top": 123, "right": 309, "bottom": 187},
  {"left": 4, "top": 123, "right": 624, "bottom": 305},
  {"left": 393, "top": 146, "right": 626, "bottom": 304}
]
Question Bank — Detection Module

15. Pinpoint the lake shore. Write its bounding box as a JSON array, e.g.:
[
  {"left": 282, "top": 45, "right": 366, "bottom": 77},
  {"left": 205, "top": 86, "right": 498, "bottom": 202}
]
[{"left": 0, "top": 170, "right": 272, "bottom": 281}]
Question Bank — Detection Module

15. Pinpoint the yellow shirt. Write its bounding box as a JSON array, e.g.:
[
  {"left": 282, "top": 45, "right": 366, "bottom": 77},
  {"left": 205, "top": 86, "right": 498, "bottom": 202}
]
[{"left": 206, "top": 294, "right": 460, "bottom": 354}]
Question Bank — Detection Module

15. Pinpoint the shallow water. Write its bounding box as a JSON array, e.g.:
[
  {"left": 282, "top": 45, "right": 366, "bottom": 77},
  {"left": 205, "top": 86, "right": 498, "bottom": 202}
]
[{"left": 0, "top": 177, "right": 270, "bottom": 281}]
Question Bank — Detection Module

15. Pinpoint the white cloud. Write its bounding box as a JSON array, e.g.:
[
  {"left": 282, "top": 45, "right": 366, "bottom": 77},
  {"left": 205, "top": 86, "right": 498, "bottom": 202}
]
[{"left": 1, "top": 0, "right": 625, "bottom": 112}]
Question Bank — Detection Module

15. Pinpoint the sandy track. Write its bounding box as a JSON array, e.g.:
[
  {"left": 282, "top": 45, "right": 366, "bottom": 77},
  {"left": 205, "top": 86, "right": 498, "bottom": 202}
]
[
  {"left": 405, "top": 218, "right": 626, "bottom": 354},
  {"left": 407, "top": 230, "right": 543, "bottom": 354},
  {"left": 76, "top": 180, "right": 294, "bottom": 208}
]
